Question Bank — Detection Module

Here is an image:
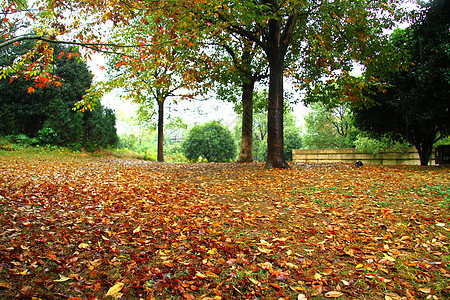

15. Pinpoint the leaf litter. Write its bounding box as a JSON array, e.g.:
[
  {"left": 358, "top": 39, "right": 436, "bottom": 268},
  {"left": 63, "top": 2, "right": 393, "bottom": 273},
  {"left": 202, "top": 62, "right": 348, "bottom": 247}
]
[{"left": 0, "top": 153, "right": 449, "bottom": 299}]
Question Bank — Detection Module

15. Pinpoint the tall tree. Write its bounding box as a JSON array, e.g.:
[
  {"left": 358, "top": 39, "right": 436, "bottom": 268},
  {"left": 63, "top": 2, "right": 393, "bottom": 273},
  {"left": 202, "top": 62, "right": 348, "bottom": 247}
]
[
  {"left": 99, "top": 15, "right": 211, "bottom": 162},
  {"left": 353, "top": 0, "right": 450, "bottom": 165},
  {"left": 193, "top": 0, "right": 407, "bottom": 168},
  {"left": 31, "top": 0, "right": 408, "bottom": 168},
  {"left": 212, "top": 34, "right": 269, "bottom": 163}
]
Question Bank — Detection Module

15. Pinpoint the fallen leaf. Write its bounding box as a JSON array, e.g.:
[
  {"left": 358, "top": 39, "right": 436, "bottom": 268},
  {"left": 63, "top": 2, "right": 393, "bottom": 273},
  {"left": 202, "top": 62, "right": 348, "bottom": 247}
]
[
  {"left": 195, "top": 271, "right": 207, "bottom": 279},
  {"left": 298, "top": 294, "right": 308, "bottom": 300},
  {"left": 341, "top": 280, "right": 350, "bottom": 286},
  {"left": 383, "top": 254, "right": 396, "bottom": 262},
  {"left": 105, "top": 282, "right": 124, "bottom": 297},
  {"left": 54, "top": 274, "right": 71, "bottom": 282},
  {"left": 248, "top": 277, "right": 260, "bottom": 285},
  {"left": 314, "top": 273, "right": 323, "bottom": 280},
  {"left": 418, "top": 287, "right": 431, "bottom": 294},
  {"left": 133, "top": 225, "right": 141, "bottom": 233},
  {"left": 385, "top": 292, "right": 401, "bottom": 300},
  {"left": 325, "top": 291, "right": 344, "bottom": 298},
  {"left": 207, "top": 248, "right": 217, "bottom": 255},
  {"left": 19, "top": 269, "right": 28, "bottom": 275},
  {"left": 78, "top": 243, "right": 89, "bottom": 249},
  {"left": 205, "top": 271, "right": 219, "bottom": 278}
]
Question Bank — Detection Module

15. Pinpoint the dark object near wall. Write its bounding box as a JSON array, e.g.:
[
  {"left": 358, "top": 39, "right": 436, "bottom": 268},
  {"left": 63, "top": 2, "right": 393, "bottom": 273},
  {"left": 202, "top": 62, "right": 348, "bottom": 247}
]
[
  {"left": 355, "top": 161, "right": 363, "bottom": 167},
  {"left": 435, "top": 145, "right": 450, "bottom": 165}
]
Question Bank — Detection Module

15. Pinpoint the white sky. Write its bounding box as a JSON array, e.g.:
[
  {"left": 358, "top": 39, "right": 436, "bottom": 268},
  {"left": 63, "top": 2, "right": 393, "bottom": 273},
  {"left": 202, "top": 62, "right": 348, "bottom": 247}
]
[{"left": 88, "top": 53, "right": 310, "bottom": 135}]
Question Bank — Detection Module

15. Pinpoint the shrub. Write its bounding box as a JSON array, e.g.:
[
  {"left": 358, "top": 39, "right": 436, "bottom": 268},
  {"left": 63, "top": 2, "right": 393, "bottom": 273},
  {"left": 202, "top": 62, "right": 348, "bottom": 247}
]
[
  {"left": 6, "top": 134, "right": 38, "bottom": 146},
  {"left": 354, "top": 134, "right": 410, "bottom": 154},
  {"left": 182, "top": 121, "right": 236, "bottom": 162},
  {"left": 37, "top": 127, "right": 58, "bottom": 145}
]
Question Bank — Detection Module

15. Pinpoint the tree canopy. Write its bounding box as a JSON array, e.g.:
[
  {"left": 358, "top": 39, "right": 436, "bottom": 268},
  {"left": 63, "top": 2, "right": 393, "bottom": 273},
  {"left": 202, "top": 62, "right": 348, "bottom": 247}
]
[
  {"left": 183, "top": 121, "right": 236, "bottom": 162},
  {"left": 2, "top": 0, "right": 411, "bottom": 167},
  {"left": 0, "top": 42, "right": 118, "bottom": 150},
  {"left": 352, "top": 0, "right": 450, "bottom": 165}
]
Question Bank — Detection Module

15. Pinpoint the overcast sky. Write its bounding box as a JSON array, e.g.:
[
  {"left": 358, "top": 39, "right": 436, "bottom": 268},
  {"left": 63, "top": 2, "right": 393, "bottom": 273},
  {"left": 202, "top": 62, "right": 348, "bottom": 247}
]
[{"left": 88, "top": 54, "right": 311, "bottom": 135}]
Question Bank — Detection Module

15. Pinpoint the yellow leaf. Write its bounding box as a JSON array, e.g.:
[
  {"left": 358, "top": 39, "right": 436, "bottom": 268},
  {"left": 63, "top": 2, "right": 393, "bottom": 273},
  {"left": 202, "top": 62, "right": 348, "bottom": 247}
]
[
  {"left": 418, "top": 288, "right": 431, "bottom": 294},
  {"left": 205, "top": 271, "right": 219, "bottom": 278},
  {"left": 384, "top": 254, "right": 396, "bottom": 262},
  {"left": 248, "top": 277, "right": 260, "bottom": 285},
  {"left": 314, "top": 273, "right": 323, "bottom": 280},
  {"left": 207, "top": 248, "right": 217, "bottom": 255},
  {"left": 257, "top": 247, "right": 272, "bottom": 254},
  {"left": 325, "top": 291, "right": 344, "bottom": 298},
  {"left": 106, "top": 282, "right": 124, "bottom": 297},
  {"left": 78, "top": 243, "right": 89, "bottom": 249},
  {"left": 195, "top": 271, "right": 207, "bottom": 279},
  {"left": 54, "top": 275, "right": 71, "bottom": 282},
  {"left": 133, "top": 225, "right": 141, "bottom": 234},
  {"left": 19, "top": 269, "right": 28, "bottom": 275}
]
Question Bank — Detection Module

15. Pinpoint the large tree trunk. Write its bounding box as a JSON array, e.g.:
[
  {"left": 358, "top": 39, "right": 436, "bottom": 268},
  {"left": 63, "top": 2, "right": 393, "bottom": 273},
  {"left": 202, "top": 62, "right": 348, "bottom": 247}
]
[
  {"left": 265, "top": 50, "right": 289, "bottom": 169},
  {"left": 415, "top": 140, "right": 434, "bottom": 166},
  {"left": 237, "top": 79, "right": 255, "bottom": 163},
  {"left": 157, "top": 100, "right": 164, "bottom": 162}
]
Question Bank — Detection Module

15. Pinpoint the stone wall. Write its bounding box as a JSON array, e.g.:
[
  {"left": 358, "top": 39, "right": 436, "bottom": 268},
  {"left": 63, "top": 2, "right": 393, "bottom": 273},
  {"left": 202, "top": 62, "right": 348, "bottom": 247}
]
[{"left": 292, "top": 147, "right": 436, "bottom": 165}]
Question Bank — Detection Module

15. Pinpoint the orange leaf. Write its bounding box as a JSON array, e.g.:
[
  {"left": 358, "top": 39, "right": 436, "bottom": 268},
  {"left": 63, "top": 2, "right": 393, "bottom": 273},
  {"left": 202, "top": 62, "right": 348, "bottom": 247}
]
[{"left": 27, "top": 87, "right": 35, "bottom": 94}]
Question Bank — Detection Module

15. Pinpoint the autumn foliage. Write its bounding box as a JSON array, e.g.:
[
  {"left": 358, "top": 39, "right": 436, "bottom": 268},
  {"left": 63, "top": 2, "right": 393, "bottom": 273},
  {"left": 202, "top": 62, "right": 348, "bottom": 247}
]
[{"left": 0, "top": 151, "right": 449, "bottom": 299}]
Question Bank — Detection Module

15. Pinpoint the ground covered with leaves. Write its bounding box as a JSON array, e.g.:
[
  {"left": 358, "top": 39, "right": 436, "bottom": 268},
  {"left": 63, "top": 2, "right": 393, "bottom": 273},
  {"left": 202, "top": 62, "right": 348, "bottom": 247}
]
[{"left": 0, "top": 151, "right": 449, "bottom": 300}]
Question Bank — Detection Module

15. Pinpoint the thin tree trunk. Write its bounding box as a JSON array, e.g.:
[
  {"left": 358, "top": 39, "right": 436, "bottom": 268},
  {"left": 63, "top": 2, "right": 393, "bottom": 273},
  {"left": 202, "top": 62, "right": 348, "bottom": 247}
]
[
  {"left": 265, "top": 50, "right": 289, "bottom": 169},
  {"left": 157, "top": 100, "right": 164, "bottom": 162},
  {"left": 237, "top": 79, "right": 255, "bottom": 163}
]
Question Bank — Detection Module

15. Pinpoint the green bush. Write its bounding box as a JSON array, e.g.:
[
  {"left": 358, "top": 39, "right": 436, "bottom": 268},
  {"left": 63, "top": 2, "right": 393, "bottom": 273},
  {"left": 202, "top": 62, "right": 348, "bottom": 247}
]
[
  {"left": 354, "top": 134, "right": 410, "bottom": 154},
  {"left": 37, "top": 127, "right": 58, "bottom": 145},
  {"left": 182, "top": 121, "right": 236, "bottom": 162},
  {"left": 6, "top": 134, "right": 38, "bottom": 146}
]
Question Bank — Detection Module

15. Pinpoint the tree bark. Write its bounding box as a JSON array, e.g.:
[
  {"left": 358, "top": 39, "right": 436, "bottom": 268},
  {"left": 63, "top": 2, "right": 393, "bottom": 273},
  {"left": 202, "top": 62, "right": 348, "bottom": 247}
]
[
  {"left": 415, "top": 140, "right": 434, "bottom": 166},
  {"left": 265, "top": 50, "right": 289, "bottom": 169},
  {"left": 157, "top": 99, "right": 164, "bottom": 162},
  {"left": 237, "top": 79, "right": 255, "bottom": 163}
]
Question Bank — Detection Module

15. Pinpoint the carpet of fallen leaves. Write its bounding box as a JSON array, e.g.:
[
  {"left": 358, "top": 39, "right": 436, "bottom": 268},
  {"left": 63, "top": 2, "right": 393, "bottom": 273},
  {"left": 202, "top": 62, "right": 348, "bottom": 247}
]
[{"left": 0, "top": 151, "right": 449, "bottom": 300}]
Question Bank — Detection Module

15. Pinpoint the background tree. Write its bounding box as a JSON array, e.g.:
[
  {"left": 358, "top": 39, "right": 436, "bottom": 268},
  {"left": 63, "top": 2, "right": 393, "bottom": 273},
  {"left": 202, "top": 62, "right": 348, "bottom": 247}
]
[
  {"left": 212, "top": 34, "right": 268, "bottom": 163},
  {"left": 183, "top": 121, "right": 236, "bottom": 163},
  {"left": 302, "top": 102, "right": 358, "bottom": 149},
  {"left": 190, "top": 0, "right": 408, "bottom": 168},
  {"left": 234, "top": 89, "right": 301, "bottom": 161},
  {"left": 99, "top": 14, "right": 212, "bottom": 162},
  {"left": 352, "top": 0, "right": 450, "bottom": 165},
  {"left": 0, "top": 42, "right": 118, "bottom": 150},
  {"left": 82, "top": 105, "right": 118, "bottom": 151},
  {"left": 0, "top": 42, "right": 90, "bottom": 137}
]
